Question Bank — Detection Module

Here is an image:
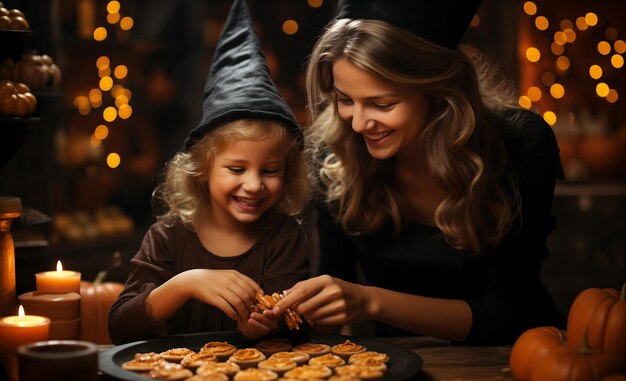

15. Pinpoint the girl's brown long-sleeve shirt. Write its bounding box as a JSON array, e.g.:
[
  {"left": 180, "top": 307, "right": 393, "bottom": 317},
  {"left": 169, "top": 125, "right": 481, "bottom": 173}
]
[{"left": 108, "top": 214, "right": 310, "bottom": 345}]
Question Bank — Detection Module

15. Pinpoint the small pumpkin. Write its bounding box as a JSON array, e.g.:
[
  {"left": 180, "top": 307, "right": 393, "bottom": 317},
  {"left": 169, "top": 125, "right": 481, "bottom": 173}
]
[
  {"left": 529, "top": 336, "right": 624, "bottom": 381},
  {"left": 567, "top": 283, "right": 626, "bottom": 360},
  {"left": 510, "top": 326, "right": 566, "bottom": 380},
  {"left": 79, "top": 280, "right": 124, "bottom": 344}
]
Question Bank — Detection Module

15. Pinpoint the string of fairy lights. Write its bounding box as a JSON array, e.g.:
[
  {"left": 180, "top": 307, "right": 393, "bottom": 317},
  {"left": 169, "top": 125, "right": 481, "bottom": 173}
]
[
  {"left": 518, "top": 1, "right": 623, "bottom": 126},
  {"left": 72, "top": 0, "right": 134, "bottom": 170}
]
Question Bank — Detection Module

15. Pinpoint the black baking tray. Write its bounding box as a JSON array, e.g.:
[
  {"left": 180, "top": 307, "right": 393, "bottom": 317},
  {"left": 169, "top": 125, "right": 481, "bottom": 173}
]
[{"left": 99, "top": 331, "right": 423, "bottom": 380}]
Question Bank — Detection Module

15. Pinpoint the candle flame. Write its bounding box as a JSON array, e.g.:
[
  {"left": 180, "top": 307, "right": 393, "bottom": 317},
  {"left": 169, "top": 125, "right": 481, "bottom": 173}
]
[
  {"left": 18, "top": 305, "right": 25, "bottom": 317},
  {"left": 56, "top": 260, "right": 63, "bottom": 272}
]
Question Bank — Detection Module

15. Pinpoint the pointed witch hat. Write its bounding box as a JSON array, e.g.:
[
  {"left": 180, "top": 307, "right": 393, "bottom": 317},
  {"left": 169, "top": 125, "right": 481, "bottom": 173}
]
[
  {"left": 185, "top": 0, "right": 302, "bottom": 150},
  {"left": 336, "top": 0, "right": 482, "bottom": 50}
]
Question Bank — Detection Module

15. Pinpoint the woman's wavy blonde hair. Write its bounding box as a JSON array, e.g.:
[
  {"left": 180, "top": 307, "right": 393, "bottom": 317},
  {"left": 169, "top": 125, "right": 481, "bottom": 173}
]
[
  {"left": 305, "top": 19, "right": 521, "bottom": 254},
  {"left": 153, "top": 118, "right": 310, "bottom": 228}
]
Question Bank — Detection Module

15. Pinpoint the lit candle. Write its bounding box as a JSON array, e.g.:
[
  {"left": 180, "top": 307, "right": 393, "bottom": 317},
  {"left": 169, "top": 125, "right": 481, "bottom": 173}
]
[
  {"left": 0, "top": 305, "right": 50, "bottom": 354},
  {"left": 35, "top": 261, "right": 81, "bottom": 294}
]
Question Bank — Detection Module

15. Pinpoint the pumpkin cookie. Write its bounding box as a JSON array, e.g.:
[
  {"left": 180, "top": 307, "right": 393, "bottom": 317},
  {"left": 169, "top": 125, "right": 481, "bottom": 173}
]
[
  {"left": 233, "top": 368, "right": 279, "bottom": 381},
  {"left": 180, "top": 351, "right": 218, "bottom": 369},
  {"left": 292, "top": 343, "right": 330, "bottom": 357},
  {"left": 159, "top": 347, "right": 195, "bottom": 363},
  {"left": 348, "top": 351, "right": 389, "bottom": 364},
  {"left": 121, "top": 352, "right": 162, "bottom": 372},
  {"left": 185, "top": 374, "right": 229, "bottom": 381},
  {"left": 255, "top": 338, "right": 293, "bottom": 357},
  {"left": 228, "top": 348, "right": 266, "bottom": 369},
  {"left": 308, "top": 353, "right": 345, "bottom": 369},
  {"left": 331, "top": 340, "right": 366, "bottom": 360},
  {"left": 269, "top": 351, "right": 310, "bottom": 365},
  {"left": 148, "top": 360, "right": 194, "bottom": 380},
  {"left": 197, "top": 361, "right": 241, "bottom": 378},
  {"left": 283, "top": 364, "right": 333, "bottom": 379},
  {"left": 200, "top": 341, "right": 237, "bottom": 361},
  {"left": 335, "top": 364, "right": 384, "bottom": 380},
  {"left": 258, "top": 358, "right": 297, "bottom": 376}
]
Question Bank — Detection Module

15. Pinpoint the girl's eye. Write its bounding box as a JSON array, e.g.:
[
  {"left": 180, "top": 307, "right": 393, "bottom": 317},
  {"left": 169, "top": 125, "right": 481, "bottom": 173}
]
[
  {"left": 262, "top": 168, "right": 281, "bottom": 175},
  {"left": 227, "top": 167, "right": 245, "bottom": 174}
]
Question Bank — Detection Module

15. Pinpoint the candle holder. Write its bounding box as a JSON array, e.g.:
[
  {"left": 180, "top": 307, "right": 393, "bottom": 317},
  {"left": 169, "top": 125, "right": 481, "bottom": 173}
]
[
  {"left": 17, "top": 340, "right": 98, "bottom": 381},
  {"left": 0, "top": 196, "right": 21, "bottom": 316}
]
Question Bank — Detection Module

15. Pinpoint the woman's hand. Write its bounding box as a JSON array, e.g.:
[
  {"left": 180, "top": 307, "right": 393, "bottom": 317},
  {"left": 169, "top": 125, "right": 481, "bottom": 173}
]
[
  {"left": 186, "top": 269, "right": 262, "bottom": 321},
  {"left": 271, "top": 275, "right": 371, "bottom": 326},
  {"left": 237, "top": 309, "right": 281, "bottom": 339}
]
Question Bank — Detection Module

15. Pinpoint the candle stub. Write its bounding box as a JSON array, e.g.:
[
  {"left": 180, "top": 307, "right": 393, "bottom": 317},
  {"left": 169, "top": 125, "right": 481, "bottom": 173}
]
[
  {"left": 18, "top": 292, "right": 81, "bottom": 321},
  {"left": 35, "top": 270, "right": 81, "bottom": 294}
]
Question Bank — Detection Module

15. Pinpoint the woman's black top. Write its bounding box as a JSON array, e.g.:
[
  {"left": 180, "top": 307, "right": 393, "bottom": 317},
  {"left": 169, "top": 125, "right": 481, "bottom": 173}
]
[{"left": 316, "top": 109, "right": 566, "bottom": 345}]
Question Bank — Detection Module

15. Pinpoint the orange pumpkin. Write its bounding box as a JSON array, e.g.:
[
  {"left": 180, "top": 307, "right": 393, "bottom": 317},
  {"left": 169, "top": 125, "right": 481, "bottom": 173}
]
[
  {"left": 510, "top": 326, "right": 567, "bottom": 380},
  {"left": 530, "top": 337, "right": 624, "bottom": 381},
  {"left": 567, "top": 283, "right": 626, "bottom": 360},
  {"left": 79, "top": 280, "right": 124, "bottom": 344}
]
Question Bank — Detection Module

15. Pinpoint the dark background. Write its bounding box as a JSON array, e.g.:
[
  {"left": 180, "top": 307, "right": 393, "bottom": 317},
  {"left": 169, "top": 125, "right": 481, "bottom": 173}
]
[{"left": 1, "top": 0, "right": 624, "bottom": 319}]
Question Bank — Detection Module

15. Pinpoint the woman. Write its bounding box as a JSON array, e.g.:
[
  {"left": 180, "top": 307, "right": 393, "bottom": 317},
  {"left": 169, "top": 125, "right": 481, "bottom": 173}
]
[{"left": 272, "top": 0, "right": 565, "bottom": 345}]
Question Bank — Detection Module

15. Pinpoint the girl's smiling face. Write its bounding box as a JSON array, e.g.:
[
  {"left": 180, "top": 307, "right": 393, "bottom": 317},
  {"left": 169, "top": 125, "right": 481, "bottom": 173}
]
[
  {"left": 206, "top": 133, "right": 286, "bottom": 227},
  {"left": 332, "top": 57, "right": 431, "bottom": 160}
]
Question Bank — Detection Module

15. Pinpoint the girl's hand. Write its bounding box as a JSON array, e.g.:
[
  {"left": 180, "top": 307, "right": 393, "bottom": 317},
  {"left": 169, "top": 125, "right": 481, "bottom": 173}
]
[
  {"left": 271, "top": 275, "right": 370, "bottom": 326},
  {"left": 237, "top": 309, "right": 281, "bottom": 339},
  {"left": 187, "top": 269, "right": 262, "bottom": 321}
]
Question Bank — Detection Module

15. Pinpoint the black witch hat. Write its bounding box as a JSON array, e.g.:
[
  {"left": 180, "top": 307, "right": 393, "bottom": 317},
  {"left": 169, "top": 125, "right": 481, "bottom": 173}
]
[
  {"left": 185, "top": 0, "right": 302, "bottom": 150},
  {"left": 336, "top": 0, "right": 482, "bottom": 50}
]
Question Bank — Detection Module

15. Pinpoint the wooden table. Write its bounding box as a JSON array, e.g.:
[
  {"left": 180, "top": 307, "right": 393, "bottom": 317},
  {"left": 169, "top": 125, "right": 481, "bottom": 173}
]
[
  {"left": 379, "top": 336, "right": 514, "bottom": 380},
  {"left": 96, "top": 336, "right": 514, "bottom": 381}
]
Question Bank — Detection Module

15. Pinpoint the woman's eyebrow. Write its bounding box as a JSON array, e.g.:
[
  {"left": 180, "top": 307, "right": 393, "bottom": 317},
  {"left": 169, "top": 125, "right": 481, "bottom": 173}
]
[{"left": 333, "top": 86, "right": 399, "bottom": 100}]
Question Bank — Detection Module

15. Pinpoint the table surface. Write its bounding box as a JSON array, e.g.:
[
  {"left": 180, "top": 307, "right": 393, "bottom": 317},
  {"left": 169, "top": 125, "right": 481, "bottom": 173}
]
[
  {"left": 379, "top": 336, "right": 513, "bottom": 380},
  {"left": 97, "top": 335, "right": 514, "bottom": 381}
]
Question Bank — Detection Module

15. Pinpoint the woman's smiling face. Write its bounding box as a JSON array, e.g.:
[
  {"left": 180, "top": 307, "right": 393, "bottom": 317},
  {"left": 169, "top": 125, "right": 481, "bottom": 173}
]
[{"left": 332, "top": 57, "right": 431, "bottom": 160}]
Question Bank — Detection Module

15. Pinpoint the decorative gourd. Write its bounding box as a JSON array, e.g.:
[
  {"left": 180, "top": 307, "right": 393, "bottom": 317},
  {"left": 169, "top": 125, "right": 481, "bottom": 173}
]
[
  {"left": 510, "top": 326, "right": 566, "bottom": 381},
  {"left": 529, "top": 336, "right": 625, "bottom": 381},
  {"left": 567, "top": 283, "right": 626, "bottom": 360},
  {"left": 79, "top": 280, "right": 124, "bottom": 344}
]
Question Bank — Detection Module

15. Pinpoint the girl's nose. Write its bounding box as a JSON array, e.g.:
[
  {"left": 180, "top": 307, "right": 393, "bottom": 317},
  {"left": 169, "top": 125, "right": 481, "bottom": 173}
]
[{"left": 242, "top": 174, "right": 263, "bottom": 192}]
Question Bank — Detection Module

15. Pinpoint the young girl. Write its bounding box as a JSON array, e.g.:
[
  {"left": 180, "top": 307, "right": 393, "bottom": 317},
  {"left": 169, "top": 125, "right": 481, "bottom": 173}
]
[
  {"left": 273, "top": 0, "right": 565, "bottom": 345},
  {"left": 108, "top": 0, "right": 310, "bottom": 344}
]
